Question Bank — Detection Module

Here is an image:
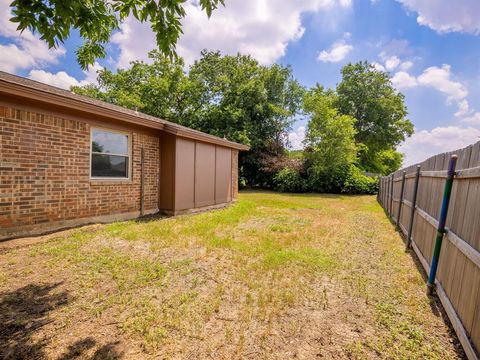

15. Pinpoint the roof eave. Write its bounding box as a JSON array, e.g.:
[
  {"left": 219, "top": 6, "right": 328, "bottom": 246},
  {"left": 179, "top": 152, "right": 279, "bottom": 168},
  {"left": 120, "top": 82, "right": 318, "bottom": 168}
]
[
  {"left": 0, "top": 80, "right": 165, "bottom": 130},
  {"left": 162, "top": 124, "right": 250, "bottom": 151},
  {"left": 0, "top": 74, "right": 250, "bottom": 151}
]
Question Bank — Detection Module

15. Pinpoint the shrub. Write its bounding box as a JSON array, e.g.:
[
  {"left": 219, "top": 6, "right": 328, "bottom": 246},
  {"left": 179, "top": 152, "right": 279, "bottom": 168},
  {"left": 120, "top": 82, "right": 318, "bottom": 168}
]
[
  {"left": 274, "top": 167, "right": 307, "bottom": 193},
  {"left": 306, "top": 163, "right": 350, "bottom": 193},
  {"left": 342, "top": 166, "right": 378, "bottom": 194}
]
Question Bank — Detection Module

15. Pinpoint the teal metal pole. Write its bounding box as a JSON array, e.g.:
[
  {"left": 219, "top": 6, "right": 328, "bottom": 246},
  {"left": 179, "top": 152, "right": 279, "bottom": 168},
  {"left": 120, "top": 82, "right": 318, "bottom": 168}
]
[
  {"left": 426, "top": 155, "right": 457, "bottom": 295},
  {"left": 396, "top": 171, "right": 406, "bottom": 230},
  {"left": 406, "top": 165, "right": 421, "bottom": 250}
]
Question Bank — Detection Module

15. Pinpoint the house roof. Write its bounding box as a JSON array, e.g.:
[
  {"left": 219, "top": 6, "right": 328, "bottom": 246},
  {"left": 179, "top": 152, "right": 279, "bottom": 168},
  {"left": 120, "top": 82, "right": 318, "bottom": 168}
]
[{"left": 0, "top": 71, "right": 249, "bottom": 151}]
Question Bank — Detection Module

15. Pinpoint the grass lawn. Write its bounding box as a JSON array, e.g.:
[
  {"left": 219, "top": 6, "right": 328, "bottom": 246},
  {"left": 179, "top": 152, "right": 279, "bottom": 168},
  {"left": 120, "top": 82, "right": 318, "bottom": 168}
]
[{"left": 0, "top": 191, "right": 465, "bottom": 359}]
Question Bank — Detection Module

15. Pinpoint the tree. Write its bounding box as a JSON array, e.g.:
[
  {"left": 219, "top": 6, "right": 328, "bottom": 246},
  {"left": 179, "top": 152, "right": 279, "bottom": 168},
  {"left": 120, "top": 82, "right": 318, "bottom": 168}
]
[
  {"left": 72, "top": 51, "right": 199, "bottom": 122},
  {"left": 9, "top": 0, "right": 224, "bottom": 69},
  {"left": 185, "top": 51, "right": 304, "bottom": 187},
  {"left": 303, "top": 86, "right": 358, "bottom": 192},
  {"left": 72, "top": 50, "right": 304, "bottom": 187},
  {"left": 336, "top": 61, "right": 413, "bottom": 174}
]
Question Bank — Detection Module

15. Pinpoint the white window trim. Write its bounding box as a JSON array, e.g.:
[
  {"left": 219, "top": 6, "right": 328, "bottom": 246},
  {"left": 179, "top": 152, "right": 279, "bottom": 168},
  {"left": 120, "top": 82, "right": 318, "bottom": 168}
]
[{"left": 90, "top": 126, "right": 132, "bottom": 181}]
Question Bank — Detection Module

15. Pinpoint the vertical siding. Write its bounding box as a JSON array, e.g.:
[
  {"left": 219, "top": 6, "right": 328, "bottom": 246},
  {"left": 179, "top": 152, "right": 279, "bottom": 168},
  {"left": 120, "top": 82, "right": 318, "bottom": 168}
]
[
  {"left": 159, "top": 132, "right": 176, "bottom": 212},
  {"left": 215, "top": 146, "right": 232, "bottom": 204},
  {"left": 174, "top": 138, "right": 195, "bottom": 211},
  {"left": 232, "top": 150, "right": 239, "bottom": 199},
  {"left": 194, "top": 142, "right": 216, "bottom": 207}
]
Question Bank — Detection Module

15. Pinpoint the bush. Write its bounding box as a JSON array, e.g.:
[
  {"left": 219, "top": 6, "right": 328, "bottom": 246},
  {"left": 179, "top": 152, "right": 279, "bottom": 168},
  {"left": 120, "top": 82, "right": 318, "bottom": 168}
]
[
  {"left": 306, "top": 163, "right": 350, "bottom": 193},
  {"left": 342, "top": 166, "right": 378, "bottom": 194},
  {"left": 274, "top": 167, "right": 307, "bottom": 193}
]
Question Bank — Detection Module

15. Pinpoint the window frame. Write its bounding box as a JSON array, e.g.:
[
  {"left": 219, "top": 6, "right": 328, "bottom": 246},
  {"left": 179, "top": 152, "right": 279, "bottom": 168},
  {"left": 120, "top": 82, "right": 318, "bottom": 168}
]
[{"left": 89, "top": 126, "right": 132, "bottom": 181}]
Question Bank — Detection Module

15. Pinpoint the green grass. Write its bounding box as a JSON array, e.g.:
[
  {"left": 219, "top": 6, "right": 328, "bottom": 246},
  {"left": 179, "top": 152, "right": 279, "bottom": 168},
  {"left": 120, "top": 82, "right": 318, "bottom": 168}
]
[{"left": 0, "top": 191, "right": 463, "bottom": 359}]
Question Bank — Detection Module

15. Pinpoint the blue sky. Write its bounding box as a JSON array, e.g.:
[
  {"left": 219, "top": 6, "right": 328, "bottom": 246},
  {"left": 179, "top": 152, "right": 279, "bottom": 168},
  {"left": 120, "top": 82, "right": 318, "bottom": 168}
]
[{"left": 1, "top": 0, "right": 480, "bottom": 166}]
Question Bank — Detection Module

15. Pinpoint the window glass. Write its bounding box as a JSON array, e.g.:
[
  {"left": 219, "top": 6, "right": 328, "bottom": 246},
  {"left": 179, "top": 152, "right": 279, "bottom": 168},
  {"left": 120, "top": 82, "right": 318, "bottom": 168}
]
[
  {"left": 91, "top": 129, "right": 129, "bottom": 179},
  {"left": 91, "top": 154, "right": 128, "bottom": 178},
  {"left": 92, "top": 129, "right": 128, "bottom": 155}
]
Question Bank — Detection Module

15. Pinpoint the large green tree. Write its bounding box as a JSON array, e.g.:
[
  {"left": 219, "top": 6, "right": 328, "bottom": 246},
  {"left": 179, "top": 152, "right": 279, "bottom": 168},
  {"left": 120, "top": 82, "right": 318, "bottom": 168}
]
[
  {"left": 9, "top": 0, "right": 224, "bottom": 69},
  {"left": 72, "top": 51, "right": 198, "bottom": 122},
  {"left": 73, "top": 50, "right": 304, "bottom": 187},
  {"left": 336, "top": 61, "right": 413, "bottom": 174},
  {"left": 303, "top": 86, "right": 358, "bottom": 192},
  {"left": 187, "top": 51, "right": 304, "bottom": 186}
]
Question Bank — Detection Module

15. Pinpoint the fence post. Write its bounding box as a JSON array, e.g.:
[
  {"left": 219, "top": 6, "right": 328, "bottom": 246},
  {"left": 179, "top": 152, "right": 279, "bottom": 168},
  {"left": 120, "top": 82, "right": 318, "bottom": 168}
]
[
  {"left": 396, "top": 171, "right": 406, "bottom": 230},
  {"left": 377, "top": 177, "right": 381, "bottom": 202},
  {"left": 382, "top": 177, "right": 386, "bottom": 206},
  {"left": 427, "top": 155, "right": 457, "bottom": 295},
  {"left": 389, "top": 174, "right": 394, "bottom": 218},
  {"left": 406, "top": 165, "right": 421, "bottom": 250},
  {"left": 382, "top": 177, "right": 385, "bottom": 206}
]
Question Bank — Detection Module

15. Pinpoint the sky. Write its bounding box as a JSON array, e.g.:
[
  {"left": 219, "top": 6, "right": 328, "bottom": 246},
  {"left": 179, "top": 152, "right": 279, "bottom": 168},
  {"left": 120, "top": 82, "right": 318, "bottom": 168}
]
[{"left": 1, "top": 0, "right": 480, "bottom": 166}]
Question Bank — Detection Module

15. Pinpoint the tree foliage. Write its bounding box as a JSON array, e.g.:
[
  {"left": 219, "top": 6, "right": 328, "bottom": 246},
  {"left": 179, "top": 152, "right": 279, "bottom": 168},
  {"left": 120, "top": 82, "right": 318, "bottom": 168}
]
[
  {"left": 73, "top": 50, "right": 304, "bottom": 187},
  {"left": 187, "top": 51, "right": 304, "bottom": 187},
  {"left": 336, "top": 61, "right": 413, "bottom": 174},
  {"left": 73, "top": 55, "right": 411, "bottom": 193},
  {"left": 303, "top": 86, "right": 358, "bottom": 192},
  {"left": 9, "top": 0, "right": 224, "bottom": 69}
]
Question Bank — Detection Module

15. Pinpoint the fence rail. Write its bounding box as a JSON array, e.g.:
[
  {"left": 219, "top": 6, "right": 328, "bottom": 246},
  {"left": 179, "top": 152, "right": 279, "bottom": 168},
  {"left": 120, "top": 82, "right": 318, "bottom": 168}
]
[{"left": 378, "top": 141, "right": 480, "bottom": 360}]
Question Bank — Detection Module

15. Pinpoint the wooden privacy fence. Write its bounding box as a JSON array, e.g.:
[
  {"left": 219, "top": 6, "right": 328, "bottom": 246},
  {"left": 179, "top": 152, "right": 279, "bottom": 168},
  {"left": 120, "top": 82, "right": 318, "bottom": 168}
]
[{"left": 378, "top": 141, "right": 480, "bottom": 360}]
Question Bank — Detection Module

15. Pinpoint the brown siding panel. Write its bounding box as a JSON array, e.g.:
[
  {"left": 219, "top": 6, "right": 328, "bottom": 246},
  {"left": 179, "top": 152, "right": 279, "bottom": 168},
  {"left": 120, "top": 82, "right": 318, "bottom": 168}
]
[
  {"left": 215, "top": 146, "right": 232, "bottom": 204},
  {"left": 175, "top": 137, "right": 195, "bottom": 211},
  {"left": 195, "top": 142, "right": 215, "bottom": 207},
  {"left": 159, "top": 132, "right": 176, "bottom": 212},
  {"left": 232, "top": 150, "right": 239, "bottom": 199}
]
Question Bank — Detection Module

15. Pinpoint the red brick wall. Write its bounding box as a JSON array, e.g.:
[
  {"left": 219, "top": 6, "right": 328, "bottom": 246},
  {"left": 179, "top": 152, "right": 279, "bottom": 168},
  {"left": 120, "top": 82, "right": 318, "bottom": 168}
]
[{"left": 0, "top": 106, "right": 159, "bottom": 233}]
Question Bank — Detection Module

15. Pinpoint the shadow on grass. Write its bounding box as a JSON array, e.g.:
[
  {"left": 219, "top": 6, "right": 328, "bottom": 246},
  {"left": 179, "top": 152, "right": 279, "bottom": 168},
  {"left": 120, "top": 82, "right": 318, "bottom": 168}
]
[
  {"left": 0, "top": 282, "right": 124, "bottom": 360},
  {"left": 58, "top": 337, "right": 123, "bottom": 360},
  {"left": 0, "top": 282, "right": 68, "bottom": 359},
  {"left": 134, "top": 212, "right": 170, "bottom": 224}
]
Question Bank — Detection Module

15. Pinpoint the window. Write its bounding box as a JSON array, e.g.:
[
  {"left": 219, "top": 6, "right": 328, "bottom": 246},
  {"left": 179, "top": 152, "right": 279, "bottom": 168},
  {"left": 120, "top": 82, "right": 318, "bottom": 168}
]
[{"left": 91, "top": 128, "right": 130, "bottom": 179}]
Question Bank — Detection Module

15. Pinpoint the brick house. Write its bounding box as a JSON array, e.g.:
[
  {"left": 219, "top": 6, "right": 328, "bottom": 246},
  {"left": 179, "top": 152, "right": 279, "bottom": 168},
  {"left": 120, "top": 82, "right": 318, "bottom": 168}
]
[{"left": 0, "top": 71, "right": 248, "bottom": 240}]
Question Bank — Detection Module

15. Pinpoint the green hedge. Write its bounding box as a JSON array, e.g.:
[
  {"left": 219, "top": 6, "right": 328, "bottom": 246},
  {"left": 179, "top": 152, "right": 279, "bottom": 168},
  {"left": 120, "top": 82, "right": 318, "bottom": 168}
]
[{"left": 272, "top": 165, "right": 378, "bottom": 195}]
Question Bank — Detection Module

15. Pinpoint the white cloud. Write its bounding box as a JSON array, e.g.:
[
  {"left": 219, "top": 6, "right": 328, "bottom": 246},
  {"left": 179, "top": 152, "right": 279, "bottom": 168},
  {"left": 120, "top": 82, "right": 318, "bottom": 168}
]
[
  {"left": 372, "top": 62, "right": 386, "bottom": 72},
  {"left": 391, "top": 64, "right": 470, "bottom": 115},
  {"left": 27, "top": 63, "right": 103, "bottom": 90},
  {"left": 398, "top": 0, "right": 480, "bottom": 34},
  {"left": 462, "top": 112, "right": 480, "bottom": 125},
  {"left": 454, "top": 99, "right": 470, "bottom": 117},
  {"left": 112, "top": 0, "right": 352, "bottom": 68},
  {"left": 417, "top": 64, "right": 468, "bottom": 101},
  {"left": 399, "top": 126, "right": 480, "bottom": 166},
  {"left": 384, "top": 55, "right": 401, "bottom": 71},
  {"left": 288, "top": 126, "right": 306, "bottom": 150},
  {"left": 391, "top": 71, "right": 418, "bottom": 89},
  {"left": 317, "top": 34, "right": 353, "bottom": 63},
  {"left": 0, "top": 0, "right": 65, "bottom": 73},
  {"left": 376, "top": 47, "right": 416, "bottom": 74},
  {"left": 28, "top": 70, "right": 83, "bottom": 89},
  {"left": 399, "top": 60, "right": 413, "bottom": 71}
]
